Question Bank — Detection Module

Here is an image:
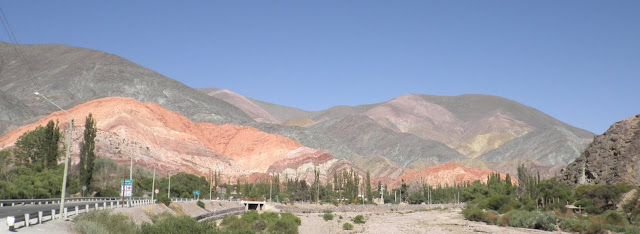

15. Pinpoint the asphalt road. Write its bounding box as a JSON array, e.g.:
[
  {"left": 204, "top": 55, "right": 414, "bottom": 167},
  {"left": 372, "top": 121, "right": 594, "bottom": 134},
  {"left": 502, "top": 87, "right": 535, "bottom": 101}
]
[{"left": 0, "top": 200, "right": 126, "bottom": 219}]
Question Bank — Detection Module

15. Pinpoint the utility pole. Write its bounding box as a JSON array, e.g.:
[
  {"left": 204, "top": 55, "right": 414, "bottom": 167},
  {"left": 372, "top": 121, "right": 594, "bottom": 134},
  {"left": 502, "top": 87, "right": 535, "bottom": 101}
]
[
  {"left": 151, "top": 165, "right": 156, "bottom": 202},
  {"left": 168, "top": 173, "right": 171, "bottom": 198},
  {"left": 269, "top": 173, "right": 273, "bottom": 202},
  {"left": 130, "top": 151, "right": 133, "bottom": 180},
  {"left": 209, "top": 169, "right": 213, "bottom": 201},
  {"left": 35, "top": 92, "right": 74, "bottom": 219}
]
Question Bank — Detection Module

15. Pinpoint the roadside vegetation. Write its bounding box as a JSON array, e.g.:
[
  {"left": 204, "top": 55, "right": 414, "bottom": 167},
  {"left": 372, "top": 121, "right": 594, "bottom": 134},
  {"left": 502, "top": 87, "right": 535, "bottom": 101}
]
[
  {"left": 453, "top": 165, "right": 640, "bottom": 233},
  {"left": 73, "top": 210, "right": 301, "bottom": 234}
]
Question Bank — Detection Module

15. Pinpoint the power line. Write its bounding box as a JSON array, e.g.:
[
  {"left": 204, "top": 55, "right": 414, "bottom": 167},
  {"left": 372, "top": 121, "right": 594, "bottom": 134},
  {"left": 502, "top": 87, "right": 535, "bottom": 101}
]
[{"left": 0, "top": 8, "right": 41, "bottom": 89}]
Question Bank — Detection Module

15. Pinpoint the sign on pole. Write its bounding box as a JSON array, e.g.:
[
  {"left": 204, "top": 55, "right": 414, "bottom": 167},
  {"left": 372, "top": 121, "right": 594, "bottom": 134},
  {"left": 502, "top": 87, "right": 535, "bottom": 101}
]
[{"left": 121, "top": 179, "right": 133, "bottom": 197}]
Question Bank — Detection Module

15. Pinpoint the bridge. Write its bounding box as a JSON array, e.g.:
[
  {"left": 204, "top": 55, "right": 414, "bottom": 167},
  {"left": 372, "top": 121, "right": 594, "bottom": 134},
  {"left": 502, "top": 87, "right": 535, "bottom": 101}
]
[{"left": 240, "top": 200, "right": 266, "bottom": 211}]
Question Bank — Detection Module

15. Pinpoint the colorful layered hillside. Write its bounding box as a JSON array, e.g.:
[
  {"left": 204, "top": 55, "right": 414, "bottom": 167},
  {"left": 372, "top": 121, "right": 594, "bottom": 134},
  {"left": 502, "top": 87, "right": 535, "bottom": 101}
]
[{"left": 0, "top": 97, "right": 348, "bottom": 182}]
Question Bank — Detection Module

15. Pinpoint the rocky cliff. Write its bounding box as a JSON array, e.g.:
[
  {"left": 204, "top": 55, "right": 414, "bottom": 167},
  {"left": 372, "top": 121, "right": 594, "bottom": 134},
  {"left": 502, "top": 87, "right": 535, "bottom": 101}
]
[{"left": 562, "top": 114, "right": 640, "bottom": 186}]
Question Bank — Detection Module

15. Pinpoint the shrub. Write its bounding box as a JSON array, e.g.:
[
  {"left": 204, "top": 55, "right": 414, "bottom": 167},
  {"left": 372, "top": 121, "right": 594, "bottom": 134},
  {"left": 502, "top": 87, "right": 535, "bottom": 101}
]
[
  {"left": 140, "top": 213, "right": 215, "bottom": 234},
  {"left": 323, "top": 212, "right": 334, "bottom": 221},
  {"left": 559, "top": 218, "right": 586, "bottom": 233},
  {"left": 506, "top": 210, "right": 556, "bottom": 231},
  {"left": 196, "top": 200, "right": 205, "bottom": 209},
  {"left": 483, "top": 195, "right": 511, "bottom": 212},
  {"left": 260, "top": 212, "right": 280, "bottom": 225},
  {"left": 280, "top": 212, "right": 302, "bottom": 226},
  {"left": 484, "top": 211, "right": 499, "bottom": 225},
  {"left": 342, "top": 222, "right": 354, "bottom": 230},
  {"left": 157, "top": 196, "right": 171, "bottom": 206},
  {"left": 268, "top": 214, "right": 300, "bottom": 234},
  {"left": 603, "top": 211, "right": 628, "bottom": 226},
  {"left": 462, "top": 205, "right": 485, "bottom": 222},
  {"left": 74, "top": 210, "right": 138, "bottom": 234},
  {"left": 95, "top": 188, "right": 119, "bottom": 197},
  {"left": 498, "top": 213, "right": 510, "bottom": 226},
  {"left": 74, "top": 219, "right": 109, "bottom": 234},
  {"left": 241, "top": 211, "right": 260, "bottom": 224},
  {"left": 585, "top": 216, "right": 604, "bottom": 234},
  {"left": 352, "top": 215, "right": 366, "bottom": 224},
  {"left": 605, "top": 224, "right": 640, "bottom": 233},
  {"left": 220, "top": 214, "right": 239, "bottom": 226},
  {"left": 252, "top": 219, "right": 268, "bottom": 232},
  {"left": 223, "top": 217, "right": 252, "bottom": 234}
]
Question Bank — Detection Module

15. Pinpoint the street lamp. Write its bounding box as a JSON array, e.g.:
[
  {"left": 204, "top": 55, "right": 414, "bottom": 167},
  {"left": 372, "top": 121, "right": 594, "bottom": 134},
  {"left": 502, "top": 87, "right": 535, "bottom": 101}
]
[{"left": 34, "top": 92, "right": 74, "bottom": 219}]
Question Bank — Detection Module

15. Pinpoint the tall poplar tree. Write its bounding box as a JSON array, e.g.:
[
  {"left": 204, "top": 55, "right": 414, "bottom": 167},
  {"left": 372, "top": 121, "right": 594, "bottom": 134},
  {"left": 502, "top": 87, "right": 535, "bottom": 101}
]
[{"left": 79, "top": 113, "right": 97, "bottom": 190}]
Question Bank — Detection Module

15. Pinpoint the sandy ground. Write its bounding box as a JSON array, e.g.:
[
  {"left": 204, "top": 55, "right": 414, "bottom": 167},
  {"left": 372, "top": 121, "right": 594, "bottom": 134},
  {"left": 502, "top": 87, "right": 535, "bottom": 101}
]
[
  {"left": 3, "top": 202, "right": 569, "bottom": 234},
  {"left": 296, "top": 207, "right": 568, "bottom": 234}
]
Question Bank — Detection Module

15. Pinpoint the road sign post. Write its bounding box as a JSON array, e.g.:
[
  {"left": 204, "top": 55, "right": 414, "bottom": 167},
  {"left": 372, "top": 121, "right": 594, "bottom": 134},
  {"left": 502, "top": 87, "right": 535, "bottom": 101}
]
[{"left": 121, "top": 179, "right": 133, "bottom": 197}]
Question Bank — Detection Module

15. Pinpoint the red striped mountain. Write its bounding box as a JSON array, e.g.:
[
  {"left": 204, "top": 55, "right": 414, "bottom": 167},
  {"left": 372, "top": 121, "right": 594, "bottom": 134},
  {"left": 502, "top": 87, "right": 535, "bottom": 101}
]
[{"left": 0, "top": 97, "right": 349, "bottom": 183}]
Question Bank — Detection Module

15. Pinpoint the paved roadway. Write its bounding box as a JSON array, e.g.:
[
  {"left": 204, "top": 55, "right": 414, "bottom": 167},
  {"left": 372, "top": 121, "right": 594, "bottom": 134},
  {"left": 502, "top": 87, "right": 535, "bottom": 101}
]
[{"left": 0, "top": 200, "right": 126, "bottom": 219}]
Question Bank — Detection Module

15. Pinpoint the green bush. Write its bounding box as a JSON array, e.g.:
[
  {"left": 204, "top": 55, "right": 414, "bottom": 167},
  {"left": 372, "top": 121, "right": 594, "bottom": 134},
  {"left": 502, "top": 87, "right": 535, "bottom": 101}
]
[
  {"left": 603, "top": 211, "right": 628, "bottom": 226},
  {"left": 252, "top": 219, "right": 268, "bottom": 232},
  {"left": 95, "top": 188, "right": 119, "bottom": 197},
  {"left": 483, "top": 195, "right": 511, "bottom": 212},
  {"left": 605, "top": 224, "right": 640, "bottom": 233},
  {"left": 157, "top": 196, "right": 171, "bottom": 206},
  {"left": 74, "top": 210, "right": 138, "bottom": 234},
  {"left": 196, "top": 200, "right": 205, "bottom": 209},
  {"left": 342, "top": 222, "right": 354, "bottom": 230},
  {"left": 223, "top": 216, "right": 252, "bottom": 234},
  {"left": 585, "top": 216, "right": 604, "bottom": 234},
  {"left": 559, "top": 218, "right": 586, "bottom": 233},
  {"left": 462, "top": 205, "right": 486, "bottom": 222},
  {"left": 352, "top": 215, "right": 366, "bottom": 224},
  {"left": 280, "top": 212, "right": 302, "bottom": 226},
  {"left": 241, "top": 211, "right": 260, "bottom": 224},
  {"left": 74, "top": 219, "right": 110, "bottom": 234},
  {"left": 140, "top": 212, "right": 215, "bottom": 234},
  {"left": 323, "top": 212, "right": 334, "bottom": 221},
  {"left": 506, "top": 210, "right": 556, "bottom": 231},
  {"left": 267, "top": 213, "right": 301, "bottom": 234},
  {"left": 260, "top": 212, "right": 280, "bottom": 225}
]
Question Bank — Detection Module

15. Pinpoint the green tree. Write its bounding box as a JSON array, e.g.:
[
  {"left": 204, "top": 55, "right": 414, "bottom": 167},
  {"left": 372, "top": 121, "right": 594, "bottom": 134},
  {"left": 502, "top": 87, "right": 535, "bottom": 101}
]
[
  {"left": 79, "top": 114, "right": 97, "bottom": 190},
  {"left": 14, "top": 120, "right": 61, "bottom": 171}
]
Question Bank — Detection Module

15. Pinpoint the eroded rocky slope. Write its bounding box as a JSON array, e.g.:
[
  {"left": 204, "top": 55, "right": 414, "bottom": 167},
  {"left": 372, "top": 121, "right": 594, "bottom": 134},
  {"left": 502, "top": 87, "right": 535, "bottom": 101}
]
[{"left": 562, "top": 114, "right": 640, "bottom": 186}]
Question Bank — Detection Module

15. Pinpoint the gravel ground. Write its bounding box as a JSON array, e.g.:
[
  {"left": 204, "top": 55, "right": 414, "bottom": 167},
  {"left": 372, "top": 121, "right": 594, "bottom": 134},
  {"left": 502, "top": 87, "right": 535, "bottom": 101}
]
[{"left": 293, "top": 205, "right": 568, "bottom": 234}]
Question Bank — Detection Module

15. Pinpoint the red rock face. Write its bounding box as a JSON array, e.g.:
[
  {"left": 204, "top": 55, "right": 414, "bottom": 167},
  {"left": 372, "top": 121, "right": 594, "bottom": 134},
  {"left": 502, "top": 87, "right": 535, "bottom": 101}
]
[{"left": 0, "top": 97, "right": 340, "bottom": 181}]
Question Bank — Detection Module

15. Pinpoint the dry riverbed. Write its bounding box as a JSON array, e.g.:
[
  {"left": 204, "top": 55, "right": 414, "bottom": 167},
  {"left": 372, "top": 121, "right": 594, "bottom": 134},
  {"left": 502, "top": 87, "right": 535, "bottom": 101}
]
[{"left": 290, "top": 205, "right": 567, "bottom": 234}]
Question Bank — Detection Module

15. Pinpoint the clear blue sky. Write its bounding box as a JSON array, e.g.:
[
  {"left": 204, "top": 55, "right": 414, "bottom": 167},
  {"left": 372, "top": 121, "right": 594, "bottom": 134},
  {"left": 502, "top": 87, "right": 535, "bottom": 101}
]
[{"left": 1, "top": 1, "right": 638, "bottom": 134}]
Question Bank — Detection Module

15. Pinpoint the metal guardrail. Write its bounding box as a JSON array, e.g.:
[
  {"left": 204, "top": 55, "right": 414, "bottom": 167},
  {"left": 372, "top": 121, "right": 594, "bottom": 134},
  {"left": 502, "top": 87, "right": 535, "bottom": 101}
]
[
  {"left": 195, "top": 206, "right": 246, "bottom": 221},
  {"left": 0, "top": 197, "right": 147, "bottom": 207},
  {"left": 5, "top": 198, "right": 154, "bottom": 231}
]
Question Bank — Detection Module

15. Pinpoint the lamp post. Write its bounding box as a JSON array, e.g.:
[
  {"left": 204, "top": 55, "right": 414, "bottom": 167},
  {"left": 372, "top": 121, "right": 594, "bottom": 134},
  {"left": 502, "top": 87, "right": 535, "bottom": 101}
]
[{"left": 34, "top": 92, "right": 74, "bottom": 219}]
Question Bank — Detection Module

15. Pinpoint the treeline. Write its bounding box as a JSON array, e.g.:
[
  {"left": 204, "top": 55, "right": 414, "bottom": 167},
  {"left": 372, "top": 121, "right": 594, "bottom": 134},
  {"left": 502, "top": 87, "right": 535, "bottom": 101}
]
[
  {"left": 0, "top": 114, "right": 99, "bottom": 199},
  {"left": 459, "top": 165, "right": 640, "bottom": 233}
]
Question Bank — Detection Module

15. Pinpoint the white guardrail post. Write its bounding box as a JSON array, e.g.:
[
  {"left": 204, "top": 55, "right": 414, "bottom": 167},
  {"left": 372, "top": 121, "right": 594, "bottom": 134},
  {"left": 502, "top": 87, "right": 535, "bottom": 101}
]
[
  {"left": 38, "top": 211, "right": 43, "bottom": 224},
  {"left": 7, "top": 216, "right": 15, "bottom": 231}
]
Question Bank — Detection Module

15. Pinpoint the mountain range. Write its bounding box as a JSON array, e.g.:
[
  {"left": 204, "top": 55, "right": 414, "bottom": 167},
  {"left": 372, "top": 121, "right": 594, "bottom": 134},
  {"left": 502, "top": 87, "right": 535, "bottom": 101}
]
[{"left": 0, "top": 42, "right": 595, "bottom": 185}]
